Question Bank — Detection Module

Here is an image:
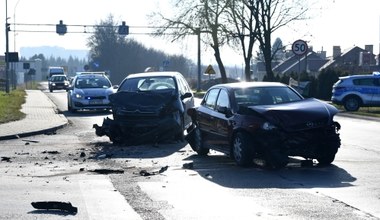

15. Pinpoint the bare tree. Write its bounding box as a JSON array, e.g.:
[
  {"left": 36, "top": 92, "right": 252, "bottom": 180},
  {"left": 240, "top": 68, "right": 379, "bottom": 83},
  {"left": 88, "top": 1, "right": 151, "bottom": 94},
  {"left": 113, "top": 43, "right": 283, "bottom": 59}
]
[
  {"left": 226, "top": 0, "right": 259, "bottom": 81},
  {"left": 151, "top": 0, "right": 231, "bottom": 83},
  {"left": 253, "top": 0, "right": 308, "bottom": 81}
]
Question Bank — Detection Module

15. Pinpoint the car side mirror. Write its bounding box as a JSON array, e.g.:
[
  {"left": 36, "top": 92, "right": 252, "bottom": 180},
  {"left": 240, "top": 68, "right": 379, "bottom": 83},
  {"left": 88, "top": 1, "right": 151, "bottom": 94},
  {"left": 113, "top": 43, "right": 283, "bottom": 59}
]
[
  {"left": 113, "top": 85, "right": 119, "bottom": 89},
  {"left": 217, "top": 106, "right": 232, "bottom": 117},
  {"left": 181, "top": 92, "right": 192, "bottom": 100}
]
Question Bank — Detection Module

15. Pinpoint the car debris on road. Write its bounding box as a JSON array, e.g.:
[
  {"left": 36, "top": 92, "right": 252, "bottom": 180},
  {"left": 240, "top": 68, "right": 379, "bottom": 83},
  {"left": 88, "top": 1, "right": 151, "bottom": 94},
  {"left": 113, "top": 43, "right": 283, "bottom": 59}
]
[{"left": 31, "top": 201, "right": 78, "bottom": 214}]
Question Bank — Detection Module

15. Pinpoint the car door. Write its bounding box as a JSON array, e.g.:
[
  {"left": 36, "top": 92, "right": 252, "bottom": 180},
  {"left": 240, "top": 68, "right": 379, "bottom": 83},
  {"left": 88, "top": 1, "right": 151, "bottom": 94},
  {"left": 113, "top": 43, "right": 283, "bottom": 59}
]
[
  {"left": 212, "top": 88, "right": 232, "bottom": 149},
  {"left": 373, "top": 77, "right": 380, "bottom": 104},
  {"left": 196, "top": 88, "right": 220, "bottom": 146}
]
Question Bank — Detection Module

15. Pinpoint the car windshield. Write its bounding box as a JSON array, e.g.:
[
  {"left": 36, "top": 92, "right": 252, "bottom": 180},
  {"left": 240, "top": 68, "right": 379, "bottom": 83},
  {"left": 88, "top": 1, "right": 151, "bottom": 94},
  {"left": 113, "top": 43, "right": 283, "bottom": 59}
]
[
  {"left": 234, "top": 86, "right": 303, "bottom": 106},
  {"left": 75, "top": 77, "right": 111, "bottom": 89},
  {"left": 51, "top": 76, "right": 67, "bottom": 82},
  {"left": 119, "top": 76, "right": 176, "bottom": 92}
]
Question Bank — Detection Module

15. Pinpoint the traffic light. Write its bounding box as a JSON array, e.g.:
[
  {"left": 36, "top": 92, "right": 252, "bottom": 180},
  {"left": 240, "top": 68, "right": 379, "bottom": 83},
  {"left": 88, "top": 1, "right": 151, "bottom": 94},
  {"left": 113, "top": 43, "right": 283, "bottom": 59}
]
[
  {"left": 56, "top": 20, "right": 67, "bottom": 35},
  {"left": 6, "top": 23, "right": 10, "bottom": 31},
  {"left": 118, "top": 21, "right": 129, "bottom": 35}
]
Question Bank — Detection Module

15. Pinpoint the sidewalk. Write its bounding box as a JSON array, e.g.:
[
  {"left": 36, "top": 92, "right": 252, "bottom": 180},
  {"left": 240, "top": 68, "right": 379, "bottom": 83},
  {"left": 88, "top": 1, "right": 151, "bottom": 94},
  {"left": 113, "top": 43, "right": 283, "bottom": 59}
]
[{"left": 0, "top": 90, "right": 68, "bottom": 140}]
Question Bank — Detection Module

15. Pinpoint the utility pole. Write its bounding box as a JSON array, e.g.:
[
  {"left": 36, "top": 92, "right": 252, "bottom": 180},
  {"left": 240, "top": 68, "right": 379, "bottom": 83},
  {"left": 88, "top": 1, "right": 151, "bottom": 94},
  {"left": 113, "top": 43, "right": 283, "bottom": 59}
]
[
  {"left": 196, "top": 28, "right": 201, "bottom": 92},
  {"left": 5, "top": 0, "right": 10, "bottom": 93}
]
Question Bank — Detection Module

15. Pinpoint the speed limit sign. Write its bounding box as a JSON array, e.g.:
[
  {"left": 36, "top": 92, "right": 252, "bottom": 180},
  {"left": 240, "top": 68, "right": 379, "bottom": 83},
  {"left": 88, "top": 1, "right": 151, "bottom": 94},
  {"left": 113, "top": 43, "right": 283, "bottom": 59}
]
[{"left": 292, "top": 39, "right": 308, "bottom": 56}]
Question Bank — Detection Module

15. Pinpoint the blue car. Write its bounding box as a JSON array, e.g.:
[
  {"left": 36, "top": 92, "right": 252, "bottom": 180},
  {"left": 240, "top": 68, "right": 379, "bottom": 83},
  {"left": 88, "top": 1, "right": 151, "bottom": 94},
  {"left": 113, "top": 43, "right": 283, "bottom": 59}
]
[{"left": 67, "top": 73, "right": 117, "bottom": 113}]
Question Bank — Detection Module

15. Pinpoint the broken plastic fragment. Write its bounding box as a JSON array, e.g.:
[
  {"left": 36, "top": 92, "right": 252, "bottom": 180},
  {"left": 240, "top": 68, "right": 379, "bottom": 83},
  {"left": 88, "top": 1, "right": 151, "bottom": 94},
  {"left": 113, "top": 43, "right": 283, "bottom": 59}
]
[{"left": 31, "top": 201, "right": 78, "bottom": 214}]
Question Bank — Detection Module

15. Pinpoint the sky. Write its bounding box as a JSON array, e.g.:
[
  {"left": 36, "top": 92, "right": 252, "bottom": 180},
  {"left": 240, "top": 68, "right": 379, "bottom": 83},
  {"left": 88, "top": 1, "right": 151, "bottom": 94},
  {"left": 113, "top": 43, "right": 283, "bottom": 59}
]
[{"left": 1, "top": 0, "right": 380, "bottom": 66}]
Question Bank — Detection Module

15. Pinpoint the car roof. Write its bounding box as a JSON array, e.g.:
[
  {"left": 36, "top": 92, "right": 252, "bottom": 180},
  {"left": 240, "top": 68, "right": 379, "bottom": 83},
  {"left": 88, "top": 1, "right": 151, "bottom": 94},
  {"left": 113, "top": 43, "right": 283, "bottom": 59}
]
[
  {"left": 339, "top": 73, "right": 380, "bottom": 80},
  {"left": 126, "top": 71, "right": 183, "bottom": 79},
  {"left": 210, "top": 81, "right": 287, "bottom": 90}
]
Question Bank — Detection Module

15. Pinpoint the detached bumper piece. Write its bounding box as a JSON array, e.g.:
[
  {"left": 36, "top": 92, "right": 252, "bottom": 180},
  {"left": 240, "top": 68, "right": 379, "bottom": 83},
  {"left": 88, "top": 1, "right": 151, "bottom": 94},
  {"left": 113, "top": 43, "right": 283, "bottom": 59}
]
[
  {"left": 31, "top": 201, "right": 78, "bottom": 214},
  {"left": 94, "top": 117, "right": 181, "bottom": 145}
]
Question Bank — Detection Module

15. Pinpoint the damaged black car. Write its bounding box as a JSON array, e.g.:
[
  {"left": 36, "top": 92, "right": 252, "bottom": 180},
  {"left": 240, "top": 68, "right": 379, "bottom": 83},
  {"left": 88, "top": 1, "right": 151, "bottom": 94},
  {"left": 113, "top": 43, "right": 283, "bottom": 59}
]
[
  {"left": 94, "top": 71, "right": 194, "bottom": 145},
  {"left": 186, "top": 82, "right": 341, "bottom": 169}
]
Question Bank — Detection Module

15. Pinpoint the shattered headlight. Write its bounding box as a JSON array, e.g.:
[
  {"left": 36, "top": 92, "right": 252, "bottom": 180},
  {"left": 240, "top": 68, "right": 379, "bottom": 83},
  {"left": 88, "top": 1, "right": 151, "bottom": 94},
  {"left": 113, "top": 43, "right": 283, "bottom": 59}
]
[{"left": 262, "top": 122, "right": 277, "bottom": 131}]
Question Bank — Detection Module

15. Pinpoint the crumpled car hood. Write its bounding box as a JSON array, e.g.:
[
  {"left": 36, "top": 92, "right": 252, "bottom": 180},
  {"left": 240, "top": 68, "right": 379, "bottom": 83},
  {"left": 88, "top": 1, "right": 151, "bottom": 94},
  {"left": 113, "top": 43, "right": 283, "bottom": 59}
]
[
  {"left": 247, "top": 98, "right": 339, "bottom": 131},
  {"left": 110, "top": 90, "right": 176, "bottom": 116}
]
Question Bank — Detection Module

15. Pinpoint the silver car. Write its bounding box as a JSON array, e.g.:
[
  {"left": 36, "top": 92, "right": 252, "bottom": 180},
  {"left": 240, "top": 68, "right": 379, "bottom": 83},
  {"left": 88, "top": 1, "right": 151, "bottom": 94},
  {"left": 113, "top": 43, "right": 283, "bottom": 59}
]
[
  {"left": 67, "top": 73, "right": 117, "bottom": 113},
  {"left": 331, "top": 72, "right": 380, "bottom": 111}
]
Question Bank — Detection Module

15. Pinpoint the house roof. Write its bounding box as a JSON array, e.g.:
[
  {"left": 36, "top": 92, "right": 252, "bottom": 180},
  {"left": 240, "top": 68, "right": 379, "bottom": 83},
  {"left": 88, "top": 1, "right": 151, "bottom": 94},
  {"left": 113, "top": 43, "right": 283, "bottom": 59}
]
[
  {"left": 319, "top": 46, "right": 369, "bottom": 71},
  {"left": 272, "top": 51, "right": 328, "bottom": 75}
]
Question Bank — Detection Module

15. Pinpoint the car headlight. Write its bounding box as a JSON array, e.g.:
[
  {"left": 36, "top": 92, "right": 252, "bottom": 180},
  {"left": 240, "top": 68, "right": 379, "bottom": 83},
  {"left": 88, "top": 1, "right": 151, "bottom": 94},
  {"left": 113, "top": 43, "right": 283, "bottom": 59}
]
[
  {"left": 52, "top": 83, "right": 56, "bottom": 86},
  {"left": 75, "top": 93, "right": 83, "bottom": 99},
  {"left": 262, "top": 122, "right": 277, "bottom": 131}
]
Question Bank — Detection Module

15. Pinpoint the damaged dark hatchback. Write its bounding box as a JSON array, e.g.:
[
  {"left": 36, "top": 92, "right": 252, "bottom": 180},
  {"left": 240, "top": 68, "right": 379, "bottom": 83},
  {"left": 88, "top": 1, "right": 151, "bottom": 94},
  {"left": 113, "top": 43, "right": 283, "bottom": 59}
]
[
  {"left": 186, "top": 82, "right": 341, "bottom": 169},
  {"left": 94, "top": 71, "right": 194, "bottom": 145}
]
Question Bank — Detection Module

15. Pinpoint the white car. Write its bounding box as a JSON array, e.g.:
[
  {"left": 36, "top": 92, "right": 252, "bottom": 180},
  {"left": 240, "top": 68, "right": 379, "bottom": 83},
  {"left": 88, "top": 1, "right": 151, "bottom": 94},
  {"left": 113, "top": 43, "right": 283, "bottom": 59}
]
[
  {"left": 67, "top": 73, "right": 117, "bottom": 113},
  {"left": 331, "top": 72, "right": 380, "bottom": 111}
]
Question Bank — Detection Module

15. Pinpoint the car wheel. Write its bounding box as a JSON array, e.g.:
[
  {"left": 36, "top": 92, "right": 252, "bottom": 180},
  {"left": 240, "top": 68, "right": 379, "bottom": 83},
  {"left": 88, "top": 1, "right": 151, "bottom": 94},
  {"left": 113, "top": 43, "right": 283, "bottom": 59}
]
[
  {"left": 109, "top": 126, "right": 123, "bottom": 144},
  {"left": 317, "top": 133, "right": 340, "bottom": 166},
  {"left": 50, "top": 89, "right": 53, "bottom": 92},
  {"left": 68, "top": 101, "right": 76, "bottom": 113},
  {"left": 232, "top": 132, "right": 253, "bottom": 167},
  {"left": 343, "top": 96, "right": 360, "bottom": 111},
  {"left": 188, "top": 126, "right": 209, "bottom": 155},
  {"left": 265, "top": 149, "right": 288, "bottom": 169}
]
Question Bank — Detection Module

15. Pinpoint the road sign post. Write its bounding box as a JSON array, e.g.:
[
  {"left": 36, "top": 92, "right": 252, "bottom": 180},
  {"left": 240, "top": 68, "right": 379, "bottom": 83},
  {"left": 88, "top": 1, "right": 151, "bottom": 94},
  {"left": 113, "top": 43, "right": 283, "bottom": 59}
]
[
  {"left": 292, "top": 40, "right": 308, "bottom": 83},
  {"left": 292, "top": 39, "right": 308, "bottom": 56}
]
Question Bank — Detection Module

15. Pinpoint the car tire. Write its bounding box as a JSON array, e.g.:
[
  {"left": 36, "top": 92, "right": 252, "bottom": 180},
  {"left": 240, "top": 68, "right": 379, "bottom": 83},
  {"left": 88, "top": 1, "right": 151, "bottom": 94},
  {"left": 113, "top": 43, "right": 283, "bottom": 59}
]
[
  {"left": 232, "top": 132, "right": 253, "bottom": 167},
  {"left": 188, "top": 126, "right": 209, "bottom": 156},
  {"left": 343, "top": 96, "right": 361, "bottom": 111},
  {"left": 50, "top": 89, "right": 53, "bottom": 92},
  {"left": 264, "top": 149, "right": 288, "bottom": 169},
  {"left": 67, "top": 101, "right": 76, "bottom": 113},
  {"left": 317, "top": 133, "right": 340, "bottom": 166},
  {"left": 109, "top": 126, "right": 123, "bottom": 144}
]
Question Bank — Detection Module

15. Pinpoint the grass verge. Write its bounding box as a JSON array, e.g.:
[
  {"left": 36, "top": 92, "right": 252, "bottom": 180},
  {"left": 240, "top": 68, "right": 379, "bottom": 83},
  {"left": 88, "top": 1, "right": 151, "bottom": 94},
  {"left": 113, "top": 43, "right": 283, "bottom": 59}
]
[
  {"left": 0, "top": 89, "right": 26, "bottom": 124},
  {"left": 335, "top": 105, "right": 380, "bottom": 118}
]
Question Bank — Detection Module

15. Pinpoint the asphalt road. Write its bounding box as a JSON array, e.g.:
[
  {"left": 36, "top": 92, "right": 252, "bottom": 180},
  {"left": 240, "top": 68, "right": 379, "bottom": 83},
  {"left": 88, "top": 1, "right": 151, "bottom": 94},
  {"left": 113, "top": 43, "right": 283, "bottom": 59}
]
[{"left": 1, "top": 88, "right": 379, "bottom": 220}]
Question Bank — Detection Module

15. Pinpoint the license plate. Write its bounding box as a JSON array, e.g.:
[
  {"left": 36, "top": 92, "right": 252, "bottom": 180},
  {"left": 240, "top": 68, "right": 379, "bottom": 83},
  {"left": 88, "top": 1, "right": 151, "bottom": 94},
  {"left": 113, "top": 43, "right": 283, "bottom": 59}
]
[{"left": 89, "top": 100, "right": 103, "bottom": 105}]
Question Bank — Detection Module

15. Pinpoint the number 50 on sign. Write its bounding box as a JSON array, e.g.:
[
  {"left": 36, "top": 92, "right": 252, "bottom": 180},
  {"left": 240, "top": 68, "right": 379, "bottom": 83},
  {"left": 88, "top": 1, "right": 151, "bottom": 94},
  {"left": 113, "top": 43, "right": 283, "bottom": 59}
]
[{"left": 292, "top": 39, "right": 308, "bottom": 56}]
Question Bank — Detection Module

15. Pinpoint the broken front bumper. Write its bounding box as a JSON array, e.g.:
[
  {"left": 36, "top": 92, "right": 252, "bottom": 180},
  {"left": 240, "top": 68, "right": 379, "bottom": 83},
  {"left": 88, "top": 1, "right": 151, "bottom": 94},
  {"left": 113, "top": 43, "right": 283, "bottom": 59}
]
[{"left": 93, "top": 116, "right": 181, "bottom": 145}]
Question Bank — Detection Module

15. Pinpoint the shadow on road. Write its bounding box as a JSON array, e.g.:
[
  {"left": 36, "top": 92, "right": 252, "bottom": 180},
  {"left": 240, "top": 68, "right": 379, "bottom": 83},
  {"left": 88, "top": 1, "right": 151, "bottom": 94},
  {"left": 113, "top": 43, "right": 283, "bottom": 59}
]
[{"left": 182, "top": 153, "right": 356, "bottom": 189}]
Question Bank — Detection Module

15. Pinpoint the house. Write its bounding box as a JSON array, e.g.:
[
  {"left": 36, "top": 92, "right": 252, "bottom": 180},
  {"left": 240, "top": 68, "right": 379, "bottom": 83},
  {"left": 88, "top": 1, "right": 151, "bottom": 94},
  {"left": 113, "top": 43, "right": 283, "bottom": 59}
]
[
  {"left": 319, "top": 45, "right": 378, "bottom": 73},
  {"left": 272, "top": 50, "right": 329, "bottom": 78},
  {"left": 252, "top": 45, "right": 379, "bottom": 81},
  {"left": 252, "top": 48, "right": 328, "bottom": 81}
]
